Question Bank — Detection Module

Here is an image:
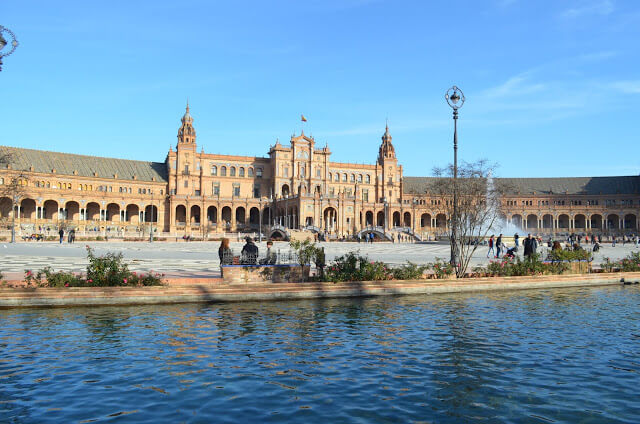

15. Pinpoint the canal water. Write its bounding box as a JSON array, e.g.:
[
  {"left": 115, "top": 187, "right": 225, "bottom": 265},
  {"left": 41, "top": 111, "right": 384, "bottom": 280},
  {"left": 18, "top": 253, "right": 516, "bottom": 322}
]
[{"left": 1, "top": 286, "right": 639, "bottom": 423}]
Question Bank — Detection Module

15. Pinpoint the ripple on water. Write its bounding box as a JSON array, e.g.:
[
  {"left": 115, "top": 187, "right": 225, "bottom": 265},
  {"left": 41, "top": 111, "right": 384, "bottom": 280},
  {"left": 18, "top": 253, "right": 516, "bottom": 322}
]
[{"left": 1, "top": 286, "right": 640, "bottom": 423}]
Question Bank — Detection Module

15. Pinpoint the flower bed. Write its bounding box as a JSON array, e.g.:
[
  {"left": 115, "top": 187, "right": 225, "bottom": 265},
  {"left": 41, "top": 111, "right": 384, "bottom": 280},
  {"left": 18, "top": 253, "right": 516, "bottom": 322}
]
[{"left": 19, "top": 246, "right": 164, "bottom": 288}]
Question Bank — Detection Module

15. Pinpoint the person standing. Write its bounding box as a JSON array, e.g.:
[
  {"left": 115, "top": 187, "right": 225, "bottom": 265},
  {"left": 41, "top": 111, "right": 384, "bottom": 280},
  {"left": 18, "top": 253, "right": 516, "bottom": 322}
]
[
  {"left": 496, "top": 234, "right": 503, "bottom": 258},
  {"left": 514, "top": 233, "right": 520, "bottom": 250},
  {"left": 58, "top": 228, "right": 64, "bottom": 244},
  {"left": 523, "top": 234, "right": 533, "bottom": 258}
]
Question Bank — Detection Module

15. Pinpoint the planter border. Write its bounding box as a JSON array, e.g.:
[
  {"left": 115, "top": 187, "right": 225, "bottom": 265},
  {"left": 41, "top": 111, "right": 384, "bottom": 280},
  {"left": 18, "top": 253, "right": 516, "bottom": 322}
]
[{"left": 1, "top": 272, "right": 639, "bottom": 308}]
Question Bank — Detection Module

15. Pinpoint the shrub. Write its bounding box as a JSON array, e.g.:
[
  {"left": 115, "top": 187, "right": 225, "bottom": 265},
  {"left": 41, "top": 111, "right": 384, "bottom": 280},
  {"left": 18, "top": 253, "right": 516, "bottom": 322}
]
[
  {"left": 125, "top": 271, "right": 164, "bottom": 286},
  {"left": 37, "top": 267, "right": 83, "bottom": 287},
  {"left": 547, "top": 249, "right": 592, "bottom": 262},
  {"left": 290, "top": 240, "right": 319, "bottom": 267},
  {"left": 392, "top": 262, "right": 428, "bottom": 280},
  {"left": 23, "top": 247, "right": 164, "bottom": 287},
  {"left": 325, "top": 252, "right": 392, "bottom": 282},
  {"left": 602, "top": 252, "right": 640, "bottom": 272},
  {"left": 486, "top": 254, "right": 569, "bottom": 277},
  {"left": 85, "top": 246, "right": 131, "bottom": 286},
  {"left": 430, "top": 258, "right": 455, "bottom": 279}
]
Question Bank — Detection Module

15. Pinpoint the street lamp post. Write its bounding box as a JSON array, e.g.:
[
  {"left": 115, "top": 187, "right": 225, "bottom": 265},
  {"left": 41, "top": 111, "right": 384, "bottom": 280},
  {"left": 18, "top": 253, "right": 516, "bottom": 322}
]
[
  {"left": 445, "top": 86, "right": 465, "bottom": 268},
  {"left": 383, "top": 198, "right": 389, "bottom": 234},
  {"left": 259, "top": 198, "right": 263, "bottom": 242},
  {"left": 149, "top": 192, "right": 154, "bottom": 243}
]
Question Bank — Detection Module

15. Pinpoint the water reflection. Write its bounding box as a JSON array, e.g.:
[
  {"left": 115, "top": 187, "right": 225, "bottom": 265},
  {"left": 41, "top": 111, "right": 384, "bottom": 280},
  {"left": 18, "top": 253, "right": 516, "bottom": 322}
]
[{"left": 0, "top": 286, "right": 639, "bottom": 423}]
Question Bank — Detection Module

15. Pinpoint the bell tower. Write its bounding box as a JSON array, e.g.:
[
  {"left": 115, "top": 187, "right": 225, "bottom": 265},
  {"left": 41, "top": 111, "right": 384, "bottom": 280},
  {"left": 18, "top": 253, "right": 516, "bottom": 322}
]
[
  {"left": 376, "top": 124, "right": 400, "bottom": 203},
  {"left": 177, "top": 101, "right": 196, "bottom": 146},
  {"left": 175, "top": 102, "right": 197, "bottom": 195}
]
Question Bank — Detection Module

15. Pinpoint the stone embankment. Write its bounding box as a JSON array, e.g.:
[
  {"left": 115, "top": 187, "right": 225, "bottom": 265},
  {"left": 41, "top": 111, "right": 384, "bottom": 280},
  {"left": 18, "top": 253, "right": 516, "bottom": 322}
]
[{"left": 1, "top": 272, "right": 640, "bottom": 308}]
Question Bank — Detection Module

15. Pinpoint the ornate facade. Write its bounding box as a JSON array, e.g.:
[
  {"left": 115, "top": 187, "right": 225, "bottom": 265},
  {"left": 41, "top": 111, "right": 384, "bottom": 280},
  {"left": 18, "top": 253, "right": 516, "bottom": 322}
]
[{"left": 1, "top": 105, "right": 639, "bottom": 239}]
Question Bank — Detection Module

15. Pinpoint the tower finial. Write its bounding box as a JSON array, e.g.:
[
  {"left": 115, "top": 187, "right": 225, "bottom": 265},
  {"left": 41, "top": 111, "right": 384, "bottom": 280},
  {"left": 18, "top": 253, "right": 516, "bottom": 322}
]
[{"left": 186, "top": 98, "right": 189, "bottom": 113}]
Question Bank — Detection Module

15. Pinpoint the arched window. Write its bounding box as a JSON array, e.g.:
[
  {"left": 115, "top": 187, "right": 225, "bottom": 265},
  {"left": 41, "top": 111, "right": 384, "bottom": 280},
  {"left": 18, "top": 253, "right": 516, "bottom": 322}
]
[
  {"left": 248, "top": 167, "right": 254, "bottom": 177},
  {"left": 365, "top": 175, "right": 371, "bottom": 184},
  {"left": 334, "top": 173, "right": 339, "bottom": 182},
  {"left": 230, "top": 167, "right": 236, "bottom": 177},
  {"left": 329, "top": 172, "right": 332, "bottom": 181},
  {"left": 221, "top": 166, "right": 227, "bottom": 176},
  {"left": 342, "top": 173, "right": 347, "bottom": 182},
  {"left": 358, "top": 174, "right": 363, "bottom": 183},
  {"left": 211, "top": 165, "right": 217, "bottom": 176},
  {"left": 239, "top": 167, "right": 245, "bottom": 177},
  {"left": 350, "top": 174, "right": 355, "bottom": 182}
]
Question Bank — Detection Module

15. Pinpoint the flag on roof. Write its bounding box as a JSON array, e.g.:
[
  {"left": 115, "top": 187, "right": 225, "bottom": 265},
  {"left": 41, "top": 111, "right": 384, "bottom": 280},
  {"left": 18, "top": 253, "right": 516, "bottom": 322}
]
[{"left": 301, "top": 114, "right": 307, "bottom": 122}]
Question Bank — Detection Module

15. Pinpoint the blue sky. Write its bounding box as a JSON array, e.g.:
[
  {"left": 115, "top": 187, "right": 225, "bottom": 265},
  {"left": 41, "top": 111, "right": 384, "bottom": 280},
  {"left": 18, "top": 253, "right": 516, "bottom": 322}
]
[{"left": 1, "top": 0, "right": 639, "bottom": 178}]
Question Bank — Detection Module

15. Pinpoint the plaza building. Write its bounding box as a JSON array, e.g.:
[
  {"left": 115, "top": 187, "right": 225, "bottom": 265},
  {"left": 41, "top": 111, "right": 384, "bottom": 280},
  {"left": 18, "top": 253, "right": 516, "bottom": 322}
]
[{"left": 1, "top": 105, "right": 639, "bottom": 240}]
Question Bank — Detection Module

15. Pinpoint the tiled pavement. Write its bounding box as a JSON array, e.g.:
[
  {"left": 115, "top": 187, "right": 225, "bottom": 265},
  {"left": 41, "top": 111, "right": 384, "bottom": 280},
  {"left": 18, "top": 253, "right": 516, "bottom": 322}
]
[{"left": 1, "top": 240, "right": 638, "bottom": 281}]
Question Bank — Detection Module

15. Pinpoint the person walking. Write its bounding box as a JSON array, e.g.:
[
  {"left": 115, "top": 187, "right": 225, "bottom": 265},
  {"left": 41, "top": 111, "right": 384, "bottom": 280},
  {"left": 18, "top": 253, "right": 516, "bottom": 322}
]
[
  {"left": 487, "top": 235, "right": 495, "bottom": 258},
  {"left": 58, "top": 228, "right": 64, "bottom": 244},
  {"left": 496, "top": 234, "right": 503, "bottom": 258}
]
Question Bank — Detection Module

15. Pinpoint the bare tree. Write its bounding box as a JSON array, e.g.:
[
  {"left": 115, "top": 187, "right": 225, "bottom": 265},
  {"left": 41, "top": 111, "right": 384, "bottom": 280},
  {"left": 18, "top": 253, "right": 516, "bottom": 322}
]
[
  {"left": 430, "top": 160, "right": 511, "bottom": 277},
  {"left": 0, "top": 172, "right": 29, "bottom": 243}
]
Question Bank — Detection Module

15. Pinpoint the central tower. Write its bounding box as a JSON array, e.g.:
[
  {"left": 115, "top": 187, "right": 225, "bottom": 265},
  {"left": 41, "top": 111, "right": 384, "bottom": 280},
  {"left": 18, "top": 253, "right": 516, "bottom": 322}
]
[{"left": 376, "top": 125, "right": 400, "bottom": 203}]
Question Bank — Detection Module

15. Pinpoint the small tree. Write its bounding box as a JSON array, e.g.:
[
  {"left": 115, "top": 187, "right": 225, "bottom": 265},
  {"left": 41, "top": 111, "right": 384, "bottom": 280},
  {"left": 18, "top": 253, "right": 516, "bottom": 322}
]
[
  {"left": 0, "top": 172, "right": 29, "bottom": 243},
  {"left": 430, "top": 160, "right": 511, "bottom": 277}
]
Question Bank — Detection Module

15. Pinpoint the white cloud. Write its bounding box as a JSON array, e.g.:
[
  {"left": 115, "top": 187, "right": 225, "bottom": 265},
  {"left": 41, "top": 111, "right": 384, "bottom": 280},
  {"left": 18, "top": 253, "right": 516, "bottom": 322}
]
[
  {"left": 577, "top": 50, "right": 618, "bottom": 62},
  {"left": 482, "top": 74, "right": 547, "bottom": 98},
  {"left": 561, "top": 0, "right": 615, "bottom": 18},
  {"left": 609, "top": 81, "right": 640, "bottom": 94}
]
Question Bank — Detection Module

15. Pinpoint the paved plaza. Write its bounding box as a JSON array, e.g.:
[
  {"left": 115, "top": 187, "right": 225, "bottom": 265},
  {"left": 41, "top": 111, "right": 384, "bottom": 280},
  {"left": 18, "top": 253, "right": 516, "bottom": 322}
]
[{"left": 1, "top": 239, "right": 639, "bottom": 280}]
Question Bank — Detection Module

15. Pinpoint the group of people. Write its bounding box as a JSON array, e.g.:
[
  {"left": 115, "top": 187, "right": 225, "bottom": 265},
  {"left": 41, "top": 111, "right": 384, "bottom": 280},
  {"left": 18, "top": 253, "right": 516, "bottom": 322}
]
[
  {"left": 58, "top": 228, "right": 76, "bottom": 244},
  {"left": 487, "top": 233, "right": 539, "bottom": 259},
  {"left": 218, "top": 237, "right": 277, "bottom": 274}
]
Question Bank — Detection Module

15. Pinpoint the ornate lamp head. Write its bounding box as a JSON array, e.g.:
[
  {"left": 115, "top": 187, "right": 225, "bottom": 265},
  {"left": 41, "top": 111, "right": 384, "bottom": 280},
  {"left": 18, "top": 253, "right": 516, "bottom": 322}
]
[
  {"left": 0, "top": 25, "right": 19, "bottom": 72},
  {"left": 445, "top": 86, "right": 465, "bottom": 110}
]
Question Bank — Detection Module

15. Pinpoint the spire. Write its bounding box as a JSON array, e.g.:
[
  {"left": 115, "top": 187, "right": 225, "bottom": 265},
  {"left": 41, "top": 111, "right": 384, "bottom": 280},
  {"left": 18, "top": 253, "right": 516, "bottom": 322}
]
[
  {"left": 378, "top": 123, "right": 396, "bottom": 162},
  {"left": 181, "top": 100, "right": 192, "bottom": 124},
  {"left": 177, "top": 102, "right": 196, "bottom": 145}
]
